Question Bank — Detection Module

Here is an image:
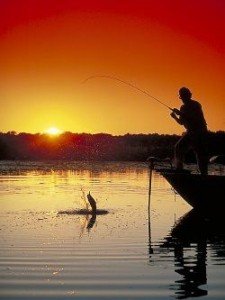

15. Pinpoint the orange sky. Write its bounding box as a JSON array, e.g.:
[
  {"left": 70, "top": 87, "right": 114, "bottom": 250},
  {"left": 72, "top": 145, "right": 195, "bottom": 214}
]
[{"left": 1, "top": 0, "right": 225, "bottom": 134}]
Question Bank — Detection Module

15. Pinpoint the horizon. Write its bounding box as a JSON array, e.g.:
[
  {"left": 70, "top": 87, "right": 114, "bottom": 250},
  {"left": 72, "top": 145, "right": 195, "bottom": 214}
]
[
  {"left": 1, "top": 128, "right": 225, "bottom": 137},
  {"left": 1, "top": 129, "right": 181, "bottom": 136}
]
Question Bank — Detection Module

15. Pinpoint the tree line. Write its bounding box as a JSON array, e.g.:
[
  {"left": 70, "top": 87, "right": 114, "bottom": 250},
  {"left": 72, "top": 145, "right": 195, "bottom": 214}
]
[{"left": 0, "top": 131, "right": 224, "bottom": 161}]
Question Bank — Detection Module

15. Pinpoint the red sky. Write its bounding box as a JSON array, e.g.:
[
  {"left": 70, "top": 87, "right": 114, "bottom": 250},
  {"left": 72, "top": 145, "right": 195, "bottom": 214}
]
[{"left": 1, "top": 0, "right": 225, "bottom": 134}]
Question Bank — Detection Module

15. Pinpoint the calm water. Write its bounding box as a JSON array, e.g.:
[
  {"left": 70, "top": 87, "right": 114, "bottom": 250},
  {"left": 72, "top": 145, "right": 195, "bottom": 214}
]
[{"left": 0, "top": 161, "right": 224, "bottom": 299}]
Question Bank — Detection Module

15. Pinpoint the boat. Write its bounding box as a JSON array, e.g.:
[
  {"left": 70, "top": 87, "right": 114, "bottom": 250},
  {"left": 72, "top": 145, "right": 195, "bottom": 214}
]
[{"left": 156, "top": 168, "right": 225, "bottom": 215}]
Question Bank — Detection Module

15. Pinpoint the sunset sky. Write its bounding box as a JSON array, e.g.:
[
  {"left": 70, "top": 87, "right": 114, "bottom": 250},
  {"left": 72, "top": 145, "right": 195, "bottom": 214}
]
[{"left": 1, "top": 0, "right": 225, "bottom": 135}]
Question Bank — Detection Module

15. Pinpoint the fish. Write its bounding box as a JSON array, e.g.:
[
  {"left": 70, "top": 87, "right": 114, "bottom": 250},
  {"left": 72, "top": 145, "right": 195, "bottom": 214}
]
[{"left": 87, "top": 192, "right": 97, "bottom": 213}]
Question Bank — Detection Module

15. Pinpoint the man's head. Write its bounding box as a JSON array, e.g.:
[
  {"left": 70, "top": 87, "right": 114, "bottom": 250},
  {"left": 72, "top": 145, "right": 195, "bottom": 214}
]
[{"left": 179, "top": 87, "right": 192, "bottom": 103}]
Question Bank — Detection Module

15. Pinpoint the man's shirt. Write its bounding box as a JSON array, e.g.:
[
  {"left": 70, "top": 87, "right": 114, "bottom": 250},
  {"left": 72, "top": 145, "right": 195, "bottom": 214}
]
[{"left": 179, "top": 100, "right": 207, "bottom": 133}]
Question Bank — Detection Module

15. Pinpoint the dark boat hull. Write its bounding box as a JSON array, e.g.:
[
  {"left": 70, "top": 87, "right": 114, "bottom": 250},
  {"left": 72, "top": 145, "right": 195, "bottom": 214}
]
[{"left": 159, "top": 171, "right": 225, "bottom": 214}]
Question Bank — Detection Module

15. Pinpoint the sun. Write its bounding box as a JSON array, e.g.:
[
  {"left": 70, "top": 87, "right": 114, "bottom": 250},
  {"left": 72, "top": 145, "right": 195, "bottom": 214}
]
[{"left": 45, "top": 127, "right": 62, "bottom": 136}]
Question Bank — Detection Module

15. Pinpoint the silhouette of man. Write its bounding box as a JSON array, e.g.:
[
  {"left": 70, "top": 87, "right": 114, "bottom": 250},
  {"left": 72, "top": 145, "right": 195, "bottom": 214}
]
[{"left": 171, "top": 87, "right": 208, "bottom": 175}]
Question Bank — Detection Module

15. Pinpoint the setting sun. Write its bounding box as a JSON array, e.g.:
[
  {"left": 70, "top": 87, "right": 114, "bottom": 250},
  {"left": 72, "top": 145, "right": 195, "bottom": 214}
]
[{"left": 45, "top": 127, "right": 62, "bottom": 136}]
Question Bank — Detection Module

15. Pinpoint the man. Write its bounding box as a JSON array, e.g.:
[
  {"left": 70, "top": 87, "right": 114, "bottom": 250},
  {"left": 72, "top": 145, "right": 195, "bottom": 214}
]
[{"left": 171, "top": 87, "right": 208, "bottom": 175}]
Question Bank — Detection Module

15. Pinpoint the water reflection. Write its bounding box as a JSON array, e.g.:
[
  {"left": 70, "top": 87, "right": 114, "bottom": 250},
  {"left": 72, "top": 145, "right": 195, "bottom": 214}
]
[
  {"left": 161, "top": 210, "right": 225, "bottom": 299},
  {"left": 79, "top": 213, "right": 97, "bottom": 236},
  {"left": 86, "top": 213, "right": 97, "bottom": 231},
  {"left": 60, "top": 210, "right": 108, "bottom": 235}
]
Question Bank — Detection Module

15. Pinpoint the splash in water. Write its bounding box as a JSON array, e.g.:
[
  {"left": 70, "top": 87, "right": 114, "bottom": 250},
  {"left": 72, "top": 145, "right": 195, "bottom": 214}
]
[{"left": 58, "top": 190, "right": 108, "bottom": 215}]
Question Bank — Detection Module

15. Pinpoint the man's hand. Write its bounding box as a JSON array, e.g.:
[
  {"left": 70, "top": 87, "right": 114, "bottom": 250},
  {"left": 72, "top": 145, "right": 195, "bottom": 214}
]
[
  {"left": 170, "top": 109, "right": 183, "bottom": 125},
  {"left": 170, "top": 112, "right": 176, "bottom": 119},
  {"left": 172, "top": 108, "right": 180, "bottom": 115}
]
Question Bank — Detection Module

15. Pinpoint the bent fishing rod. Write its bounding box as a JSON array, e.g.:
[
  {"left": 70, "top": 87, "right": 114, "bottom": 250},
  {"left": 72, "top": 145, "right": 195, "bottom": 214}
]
[{"left": 83, "top": 75, "right": 173, "bottom": 111}]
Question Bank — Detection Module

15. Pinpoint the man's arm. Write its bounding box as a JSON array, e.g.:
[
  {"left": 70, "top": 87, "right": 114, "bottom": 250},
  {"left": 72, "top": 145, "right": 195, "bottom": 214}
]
[{"left": 170, "top": 108, "right": 184, "bottom": 125}]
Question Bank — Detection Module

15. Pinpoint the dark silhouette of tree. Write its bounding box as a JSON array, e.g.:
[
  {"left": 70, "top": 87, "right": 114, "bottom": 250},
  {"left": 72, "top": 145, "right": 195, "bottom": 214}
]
[{"left": 0, "top": 131, "right": 224, "bottom": 162}]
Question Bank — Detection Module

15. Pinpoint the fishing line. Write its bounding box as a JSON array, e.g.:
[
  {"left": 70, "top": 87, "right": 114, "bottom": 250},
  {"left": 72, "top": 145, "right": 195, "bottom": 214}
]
[{"left": 82, "top": 75, "right": 173, "bottom": 111}]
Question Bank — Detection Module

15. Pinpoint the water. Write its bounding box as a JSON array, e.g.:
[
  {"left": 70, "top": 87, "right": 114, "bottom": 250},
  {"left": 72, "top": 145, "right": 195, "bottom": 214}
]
[{"left": 0, "top": 161, "right": 224, "bottom": 299}]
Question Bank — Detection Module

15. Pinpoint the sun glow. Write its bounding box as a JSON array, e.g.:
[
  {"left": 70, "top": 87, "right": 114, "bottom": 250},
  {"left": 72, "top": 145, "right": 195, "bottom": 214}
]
[{"left": 45, "top": 127, "right": 62, "bottom": 136}]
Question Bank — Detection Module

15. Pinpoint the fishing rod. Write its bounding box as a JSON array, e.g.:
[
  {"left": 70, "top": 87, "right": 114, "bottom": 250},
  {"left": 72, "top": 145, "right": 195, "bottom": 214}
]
[{"left": 83, "top": 75, "right": 173, "bottom": 111}]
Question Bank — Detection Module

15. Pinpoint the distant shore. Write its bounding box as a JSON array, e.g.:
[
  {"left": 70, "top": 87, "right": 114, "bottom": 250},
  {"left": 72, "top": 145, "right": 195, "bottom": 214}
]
[{"left": 0, "top": 131, "right": 224, "bottom": 161}]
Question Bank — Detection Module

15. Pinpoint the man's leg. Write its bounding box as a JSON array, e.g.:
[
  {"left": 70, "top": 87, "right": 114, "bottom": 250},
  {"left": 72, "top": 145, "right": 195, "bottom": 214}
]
[
  {"left": 193, "top": 133, "right": 209, "bottom": 175},
  {"left": 196, "top": 154, "right": 208, "bottom": 175},
  {"left": 174, "top": 134, "right": 190, "bottom": 170}
]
